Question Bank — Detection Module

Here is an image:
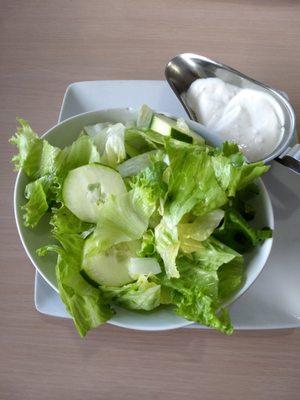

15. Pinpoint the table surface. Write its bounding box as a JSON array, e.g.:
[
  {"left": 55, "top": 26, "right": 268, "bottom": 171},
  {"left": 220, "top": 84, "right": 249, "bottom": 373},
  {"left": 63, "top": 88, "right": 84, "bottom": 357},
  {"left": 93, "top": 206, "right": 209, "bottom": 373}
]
[{"left": 1, "top": 1, "right": 300, "bottom": 399}]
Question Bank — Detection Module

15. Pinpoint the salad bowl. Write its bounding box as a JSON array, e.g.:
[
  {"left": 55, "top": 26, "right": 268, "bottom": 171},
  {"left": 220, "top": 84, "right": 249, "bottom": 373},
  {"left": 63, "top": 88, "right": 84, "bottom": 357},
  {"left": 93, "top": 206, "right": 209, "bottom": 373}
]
[{"left": 14, "top": 108, "right": 274, "bottom": 331}]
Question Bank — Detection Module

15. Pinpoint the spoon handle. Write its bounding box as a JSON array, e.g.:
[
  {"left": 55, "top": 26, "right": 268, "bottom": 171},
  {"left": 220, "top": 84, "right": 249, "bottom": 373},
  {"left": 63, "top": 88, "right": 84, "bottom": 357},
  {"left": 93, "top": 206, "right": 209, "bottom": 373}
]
[{"left": 276, "top": 143, "right": 300, "bottom": 174}]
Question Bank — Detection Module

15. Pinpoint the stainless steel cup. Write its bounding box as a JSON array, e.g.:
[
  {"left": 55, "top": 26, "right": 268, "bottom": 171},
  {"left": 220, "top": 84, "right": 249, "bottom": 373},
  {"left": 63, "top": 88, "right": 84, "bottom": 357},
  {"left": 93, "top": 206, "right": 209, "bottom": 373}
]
[{"left": 165, "top": 53, "right": 299, "bottom": 173}]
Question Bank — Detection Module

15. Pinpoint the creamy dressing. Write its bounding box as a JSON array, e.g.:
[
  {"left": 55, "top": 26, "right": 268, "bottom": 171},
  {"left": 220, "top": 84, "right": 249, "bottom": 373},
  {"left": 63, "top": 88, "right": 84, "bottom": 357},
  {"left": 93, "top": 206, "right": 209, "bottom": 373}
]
[{"left": 186, "top": 78, "right": 284, "bottom": 161}]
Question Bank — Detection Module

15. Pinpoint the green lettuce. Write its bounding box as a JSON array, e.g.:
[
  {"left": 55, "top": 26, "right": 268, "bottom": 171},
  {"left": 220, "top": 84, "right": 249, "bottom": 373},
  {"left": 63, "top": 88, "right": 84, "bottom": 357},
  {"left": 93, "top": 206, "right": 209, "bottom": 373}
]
[
  {"left": 37, "top": 207, "right": 114, "bottom": 336},
  {"left": 185, "top": 237, "right": 241, "bottom": 268},
  {"left": 10, "top": 119, "right": 60, "bottom": 179},
  {"left": 11, "top": 120, "right": 102, "bottom": 226},
  {"left": 214, "top": 208, "right": 272, "bottom": 253},
  {"left": 161, "top": 238, "right": 244, "bottom": 333},
  {"left": 211, "top": 142, "right": 269, "bottom": 196},
  {"left": 164, "top": 141, "right": 228, "bottom": 222},
  {"left": 55, "top": 133, "right": 100, "bottom": 176},
  {"left": 138, "top": 229, "right": 156, "bottom": 258},
  {"left": 154, "top": 142, "right": 227, "bottom": 278},
  {"left": 129, "top": 158, "right": 168, "bottom": 200},
  {"left": 101, "top": 275, "right": 161, "bottom": 311},
  {"left": 162, "top": 257, "right": 232, "bottom": 334},
  {"left": 87, "top": 189, "right": 154, "bottom": 253},
  {"left": 84, "top": 122, "right": 111, "bottom": 140},
  {"left": 11, "top": 120, "right": 101, "bottom": 182},
  {"left": 117, "top": 150, "right": 158, "bottom": 177},
  {"left": 155, "top": 217, "right": 180, "bottom": 278},
  {"left": 218, "top": 257, "right": 245, "bottom": 302},
  {"left": 88, "top": 160, "right": 167, "bottom": 267},
  {"left": 22, "top": 175, "right": 55, "bottom": 227},
  {"left": 11, "top": 113, "right": 272, "bottom": 337},
  {"left": 178, "top": 209, "right": 224, "bottom": 244},
  {"left": 85, "top": 123, "right": 126, "bottom": 168},
  {"left": 230, "top": 183, "right": 259, "bottom": 221},
  {"left": 124, "top": 128, "right": 158, "bottom": 157}
]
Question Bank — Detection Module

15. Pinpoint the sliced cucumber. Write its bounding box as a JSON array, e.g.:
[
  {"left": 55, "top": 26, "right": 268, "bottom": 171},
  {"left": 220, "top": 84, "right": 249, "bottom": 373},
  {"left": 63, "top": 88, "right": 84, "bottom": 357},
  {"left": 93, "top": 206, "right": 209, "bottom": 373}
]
[
  {"left": 81, "top": 238, "right": 136, "bottom": 286},
  {"left": 150, "top": 114, "right": 205, "bottom": 145},
  {"left": 137, "top": 104, "right": 154, "bottom": 128},
  {"left": 128, "top": 257, "right": 161, "bottom": 279},
  {"left": 150, "top": 114, "right": 193, "bottom": 143},
  {"left": 176, "top": 118, "right": 205, "bottom": 145},
  {"left": 62, "top": 164, "right": 126, "bottom": 223}
]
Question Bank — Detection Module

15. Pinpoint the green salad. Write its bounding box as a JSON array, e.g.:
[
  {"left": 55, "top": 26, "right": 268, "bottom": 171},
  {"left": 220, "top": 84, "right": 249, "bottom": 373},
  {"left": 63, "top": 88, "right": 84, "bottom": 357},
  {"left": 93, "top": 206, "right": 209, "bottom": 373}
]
[{"left": 11, "top": 105, "right": 272, "bottom": 336}]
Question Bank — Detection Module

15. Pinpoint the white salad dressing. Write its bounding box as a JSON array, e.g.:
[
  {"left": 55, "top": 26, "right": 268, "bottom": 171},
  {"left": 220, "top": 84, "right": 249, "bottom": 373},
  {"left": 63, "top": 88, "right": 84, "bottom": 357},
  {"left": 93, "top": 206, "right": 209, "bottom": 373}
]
[{"left": 186, "top": 78, "right": 284, "bottom": 162}]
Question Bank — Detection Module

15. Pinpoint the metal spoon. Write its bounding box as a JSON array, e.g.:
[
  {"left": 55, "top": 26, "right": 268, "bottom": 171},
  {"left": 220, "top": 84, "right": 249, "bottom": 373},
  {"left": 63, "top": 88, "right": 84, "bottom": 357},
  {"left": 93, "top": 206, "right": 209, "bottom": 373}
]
[{"left": 165, "top": 53, "right": 299, "bottom": 173}]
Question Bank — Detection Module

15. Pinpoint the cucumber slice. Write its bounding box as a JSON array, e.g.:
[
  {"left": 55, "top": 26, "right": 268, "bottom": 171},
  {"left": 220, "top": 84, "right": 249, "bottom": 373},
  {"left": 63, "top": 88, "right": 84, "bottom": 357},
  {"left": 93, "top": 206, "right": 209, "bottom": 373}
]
[
  {"left": 137, "top": 104, "right": 154, "bottom": 128},
  {"left": 62, "top": 164, "right": 126, "bottom": 223},
  {"left": 81, "top": 238, "right": 136, "bottom": 286},
  {"left": 150, "top": 114, "right": 193, "bottom": 143},
  {"left": 176, "top": 118, "right": 205, "bottom": 145},
  {"left": 128, "top": 257, "right": 161, "bottom": 279},
  {"left": 150, "top": 114, "right": 205, "bottom": 144}
]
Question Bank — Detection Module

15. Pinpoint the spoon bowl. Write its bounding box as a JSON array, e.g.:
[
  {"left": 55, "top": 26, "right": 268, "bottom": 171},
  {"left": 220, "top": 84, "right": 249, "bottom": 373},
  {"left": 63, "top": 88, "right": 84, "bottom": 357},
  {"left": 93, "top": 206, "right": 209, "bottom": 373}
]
[{"left": 165, "top": 53, "right": 299, "bottom": 172}]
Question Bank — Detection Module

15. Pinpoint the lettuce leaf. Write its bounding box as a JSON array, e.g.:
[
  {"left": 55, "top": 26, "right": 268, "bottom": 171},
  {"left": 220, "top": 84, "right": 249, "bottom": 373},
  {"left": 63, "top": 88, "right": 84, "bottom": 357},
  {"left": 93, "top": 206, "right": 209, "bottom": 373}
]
[
  {"left": 101, "top": 123, "right": 126, "bottom": 167},
  {"left": 84, "top": 122, "right": 111, "bottom": 140},
  {"left": 154, "top": 141, "right": 227, "bottom": 277},
  {"left": 60, "top": 158, "right": 166, "bottom": 269},
  {"left": 22, "top": 175, "right": 54, "bottom": 227},
  {"left": 138, "top": 229, "right": 156, "bottom": 258},
  {"left": 164, "top": 141, "right": 228, "bottom": 223},
  {"left": 117, "top": 150, "right": 158, "bottom": 177},
  {"left": 37, "top": 207, "right": 114, "bottom": 336},
  {"left": 212, "top": 142, "right": 269, "bottom": 196},
  {"left": 55, "top": 133, "right": 100, "bottom": 176},
  {"left": 178, "top": 209, "right": 224, "bottom": 244},
  {"left": 230, "top": 183, "right": 259, "bottom": 221},
  {"left": 129, "top": 158, "right": 168, "bottom": 200},
  {"left": 155, "top": 217, "right": 180, "bottom": 278},
  {"left": 10, "top": 119, "right": 61, "bottom": 179},
  {"left": 124, "top": 128, "right": 158, "bottom": 157},
  {"left": 214, "top": 208, "right": 272, "bottom": 253},
  {"left": 88, "top": 160, "right": 167, "bottom": 266},
  {"left": 162, "top": 257, "right": 232, "bottom": 334},
  {"left": 11, "top": 121, "right": 102, "bottom": 227},
  {"left": 161, "top": 238, "right": 244, "bottom": 334},
  {"left": 101, "top": 275, "right": 161, "bottom": 311},
  {"left": 87, "top": 172, "right": 159, "bottom": 254},
  {"left": 85, "top": 122, "right": 126, "bottom": 168},
  {"left": 218, "top": 257, "right": 245, "bottom": 302},
  {"left": 193, "top": 237, "right": 242, "bottom": 269},
  {"left": 10, "top": 120, "right": 100, "bottom": 182}
]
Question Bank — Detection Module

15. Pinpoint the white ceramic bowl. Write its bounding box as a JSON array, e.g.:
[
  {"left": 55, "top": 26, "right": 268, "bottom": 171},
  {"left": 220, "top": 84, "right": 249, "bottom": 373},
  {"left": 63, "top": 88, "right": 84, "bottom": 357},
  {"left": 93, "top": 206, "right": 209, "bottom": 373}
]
[{"left": 14, "top": 108, "right": 274, "bottom": 330}]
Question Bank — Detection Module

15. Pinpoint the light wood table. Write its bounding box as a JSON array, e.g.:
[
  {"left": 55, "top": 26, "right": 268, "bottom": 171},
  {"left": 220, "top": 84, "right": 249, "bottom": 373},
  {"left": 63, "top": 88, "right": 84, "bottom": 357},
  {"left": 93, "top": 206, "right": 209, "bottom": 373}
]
[{"left": 1, "top": 1, "right": 299, "bottom": 399}]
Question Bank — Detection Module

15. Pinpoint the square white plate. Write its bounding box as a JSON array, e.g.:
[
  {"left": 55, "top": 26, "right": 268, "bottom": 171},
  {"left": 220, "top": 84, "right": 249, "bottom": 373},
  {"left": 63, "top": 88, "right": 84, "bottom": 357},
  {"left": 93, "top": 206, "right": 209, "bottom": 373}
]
[{"left": 35, "top": 80, "right": 300, "bottom": 329}]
